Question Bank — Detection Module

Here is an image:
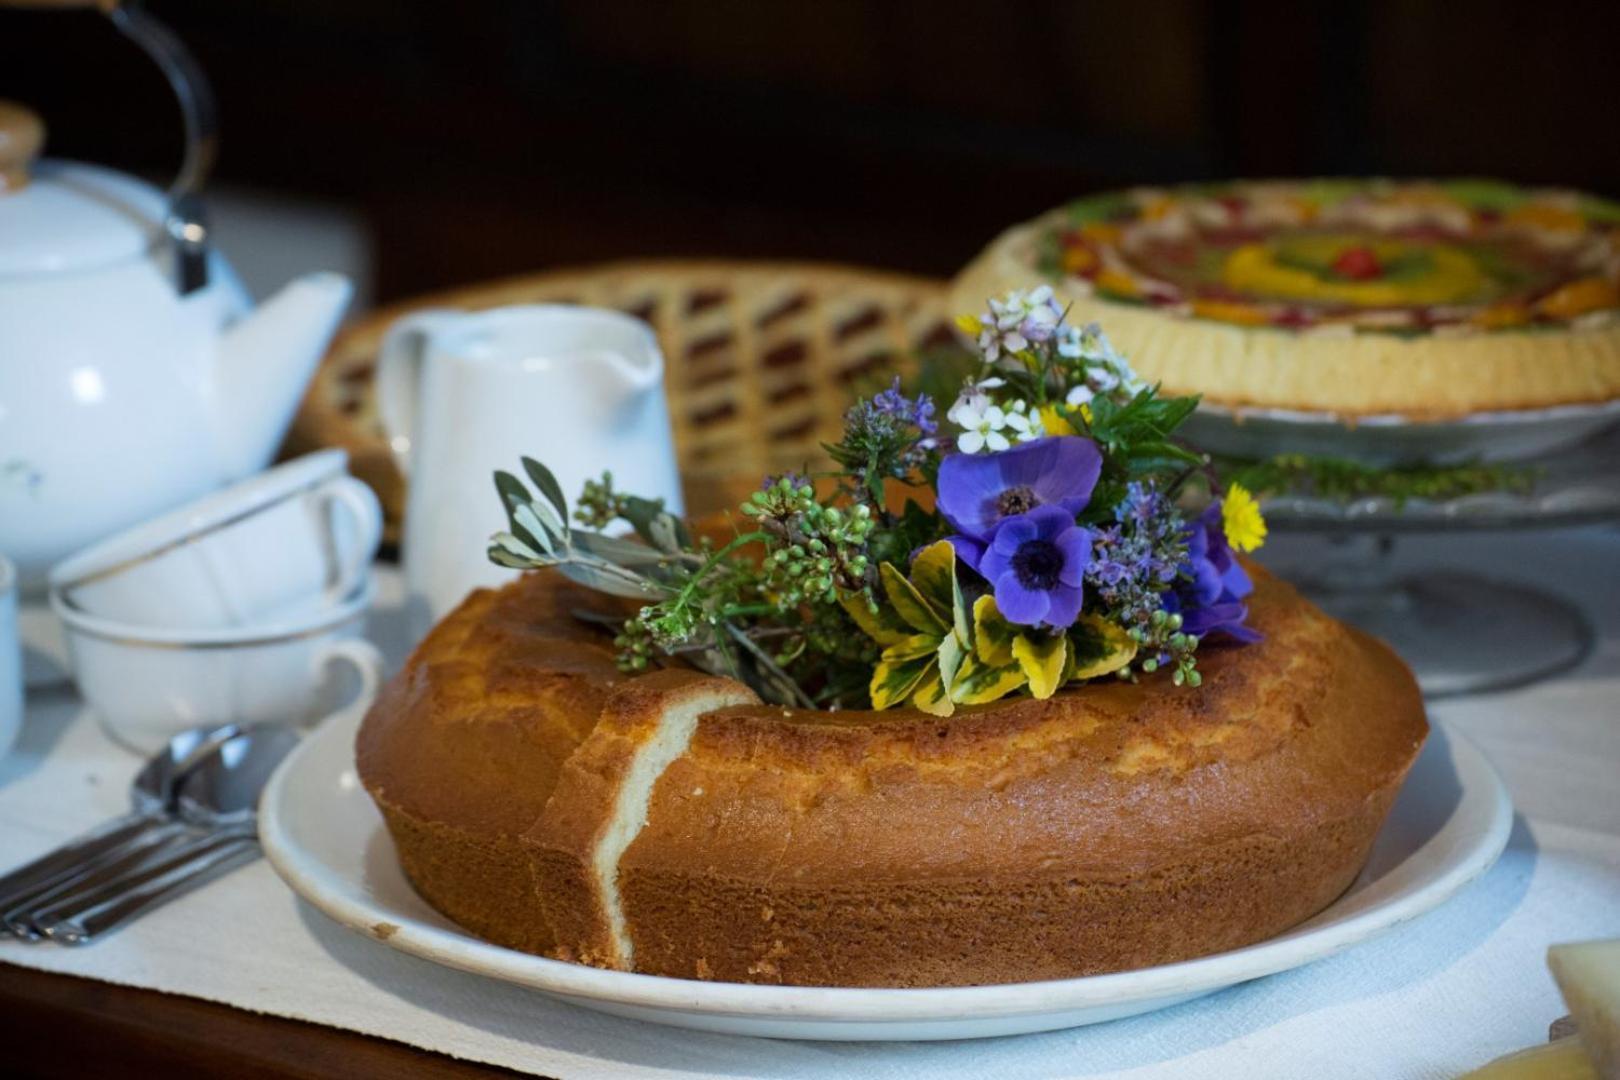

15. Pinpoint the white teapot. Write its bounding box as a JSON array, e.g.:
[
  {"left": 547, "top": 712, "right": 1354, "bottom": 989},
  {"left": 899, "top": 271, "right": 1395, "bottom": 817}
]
[{"left": 0, "top": 91, "right": 350, "bottom": 593}]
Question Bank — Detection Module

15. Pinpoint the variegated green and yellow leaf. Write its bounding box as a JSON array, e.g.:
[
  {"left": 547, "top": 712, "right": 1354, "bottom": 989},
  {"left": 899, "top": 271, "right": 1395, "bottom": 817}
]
[
  {"left": 1013, "top": 631, "right": 1069, "bottom": 700},
  {"left": 908, "top": 629, "right": 965, "bottom": 717},
  {"left": 880, "top": 561, "right": 948, "bottom": 635},
  {"left": 910, "top": 670, "right": 955, "bottom": 716},
  {"left": 935, "top": 630, "right": 966, "bottom": 694},
  {"left": 973, "top": 595, "right": 1018, "bottom": 667},
  {"left": 950, "top": 651, "right": 1028, "bottom": 705},
  {"left": 880, "top": 633, "right": 940, "bottom": 664},
  {"left": 1066, "top": 614, "right": 1138, "bottom": 681},
  {"left": 840, "top": 592, "right": 912, "bottom": 647},
  {"left": 870, "top": 652, "right": 934, "bottom": 710},
  {"left": 948, "top": 565, "right": 970, "bottom": 644},
  {"left": 908, "top": 542, "right": 968, "bottom": 641},
  {"left": 907, "top": 541, "right": 954, "bottom": 610}
]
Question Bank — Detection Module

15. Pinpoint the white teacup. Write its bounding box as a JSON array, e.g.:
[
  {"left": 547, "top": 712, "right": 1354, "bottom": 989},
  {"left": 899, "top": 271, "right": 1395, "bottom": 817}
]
[
  {"left": 49, "top": 450, "right": 382, "bottom": 630},
  {"left": 52, "top": 575, "right": 384, "bottom": 755},
  {"left": 0, "top": 555, "right": 20, "bottom": 761}
]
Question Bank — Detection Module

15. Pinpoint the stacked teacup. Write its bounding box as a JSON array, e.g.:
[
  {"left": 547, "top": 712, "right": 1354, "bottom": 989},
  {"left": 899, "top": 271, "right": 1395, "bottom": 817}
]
[
  {"left": 0, "top": 554, "right": 20, "bottom": 761},
  {"left": 47, "top": 451, "right": 384, "bottom": 754}
]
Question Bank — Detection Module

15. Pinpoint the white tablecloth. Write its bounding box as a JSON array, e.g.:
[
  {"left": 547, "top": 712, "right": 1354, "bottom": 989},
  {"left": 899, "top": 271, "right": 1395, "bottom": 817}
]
[{"left": 3, "top": 529, "right": 1619, "bottom": 1080}]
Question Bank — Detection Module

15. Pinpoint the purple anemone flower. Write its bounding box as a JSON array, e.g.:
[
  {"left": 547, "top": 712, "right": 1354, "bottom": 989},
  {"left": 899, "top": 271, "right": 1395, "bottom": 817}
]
[
  {"left": 943, "top": 534, "right": 986, "bottom": 570},
  {"left": 1166, "top": 502, "right": 1259, "bottom": 642},
  {"left": 936, "top": 436, "right": 1103, "bottom": 541},
  {"left": 976, "top": 505, "right": 1092, "bottom": 629}
]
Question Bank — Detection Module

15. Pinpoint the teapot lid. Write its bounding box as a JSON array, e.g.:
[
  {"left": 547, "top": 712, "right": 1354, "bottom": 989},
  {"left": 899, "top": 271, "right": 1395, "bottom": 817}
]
[{"left": 0, "top": 101, "right": 160, "bottom": 276}]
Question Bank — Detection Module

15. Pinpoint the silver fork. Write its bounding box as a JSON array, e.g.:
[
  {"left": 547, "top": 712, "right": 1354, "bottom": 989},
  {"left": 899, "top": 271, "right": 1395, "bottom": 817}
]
[
  {"left": 0, "top": 723, "right": 239, "bottom": 939},
  {"left": 30, "top": 724, "right": 302, "bottom": 944}
]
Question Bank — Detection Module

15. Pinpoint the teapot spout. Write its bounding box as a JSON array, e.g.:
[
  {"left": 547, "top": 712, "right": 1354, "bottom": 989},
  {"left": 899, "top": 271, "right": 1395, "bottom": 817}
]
[{"left": 213, "top": 272, "right": 352, "bottom": 479}]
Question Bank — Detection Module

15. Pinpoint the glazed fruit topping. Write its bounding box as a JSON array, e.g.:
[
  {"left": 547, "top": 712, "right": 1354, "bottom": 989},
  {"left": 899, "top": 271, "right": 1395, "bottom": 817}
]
[{"left": 1331, "top": 245, "right": 1384, "bottom": 280}]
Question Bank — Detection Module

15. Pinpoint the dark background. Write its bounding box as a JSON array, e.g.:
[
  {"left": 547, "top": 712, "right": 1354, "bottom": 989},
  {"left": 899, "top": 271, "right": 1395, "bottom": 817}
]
[{"left": 5, "top": 0, "right": 1619, "bottom": 303}]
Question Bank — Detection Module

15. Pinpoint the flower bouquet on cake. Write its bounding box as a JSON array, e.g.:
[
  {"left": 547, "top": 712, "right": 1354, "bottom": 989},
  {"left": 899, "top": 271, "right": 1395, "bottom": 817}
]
[{"left": 488, "top": 286, "right": 1267, "bottom": 713}]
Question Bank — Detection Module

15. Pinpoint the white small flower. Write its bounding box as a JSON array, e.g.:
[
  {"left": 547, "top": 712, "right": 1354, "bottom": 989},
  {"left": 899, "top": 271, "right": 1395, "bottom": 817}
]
[
  {"left": 1056, "top": 324, "right": 1084, "bottom": 359},
  {"left": 1020, "top": 318, "right": 1055, "bottom": 344},
  {"left": 1021, "top": 407, "right": 1046, "bottom": 441},
  {"left": 1066, "top": 384, "right": 1095, "bottom": 408},
  {"left": 1055, "top": 320, "right": 1148, "bottom": 405},
  {"left": 980, "top": 286, "right": 1063, "bottom": 363},
  {"left": 946, "top": 387, "right": 984, "bottom": 427},
  {"left": 948, "top": 389, "right": 1010, "bottom": 454},
  {"left": 1000, "top": 399, "right": 1046, "bottom": 443}
]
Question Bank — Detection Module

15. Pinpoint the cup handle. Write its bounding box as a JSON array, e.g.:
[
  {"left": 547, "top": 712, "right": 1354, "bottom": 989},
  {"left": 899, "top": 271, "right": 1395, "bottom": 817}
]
[
  {"left": 376, "top": 309, "right": 461, "bottom": 480},
  {"left": 308, "top": 638, "right": 386, "bottom": 730},
  {"left": 315, "top": 476, "right": 383, "bottom": 601}
]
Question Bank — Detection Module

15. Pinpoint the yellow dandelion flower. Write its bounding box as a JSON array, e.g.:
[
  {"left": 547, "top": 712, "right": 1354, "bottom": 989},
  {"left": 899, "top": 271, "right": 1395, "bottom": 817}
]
[
  {"left": 954, "top": 314, "right": 983, "bottom": 336},
  {"left": 1037, "top": 403, "right": 1091, "bottom": 436},
  {"left": 1038, "top": 404, "right": 1076, "bottom": 436},
  {"left": 1221, "top": 482, "right": 1267, "bottom": 553}
]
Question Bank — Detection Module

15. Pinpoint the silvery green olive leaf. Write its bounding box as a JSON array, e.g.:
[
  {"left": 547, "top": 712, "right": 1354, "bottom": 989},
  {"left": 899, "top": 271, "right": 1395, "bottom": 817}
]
[
  {"left": 647, "top": 513, "right": 683, "bottom": 555},
  {"left": 492, "top": 472, "right": 537, "bottom": 540},
  {"left": 521, "top": 457, "right": 569, "bottom": 523},
  {"left": 512, "top": 500, "right": 563, "bottom": 554},
  {"left": 572, "top": 531, "right": 672, "bottom": 568},
  {"left": 492, "top": 472, "right": 546, "bottom": 553},
  {"left": 493, "top": 471, "right": 531, "bottom": 527},
  {"left": 488, "top": 541, "right": 543, "bottom": 570},
  {"left": 487, "top": 546, "right": 526, "bottom": 570},
  {"left": 490, "top": 529, "right": 545, "bottom": 563},
  {"left": 619, "top": 494, "right": 689, "bottom": 548},
  {"left": 557, "top": 560, "right": 662, "bottom": 599}
]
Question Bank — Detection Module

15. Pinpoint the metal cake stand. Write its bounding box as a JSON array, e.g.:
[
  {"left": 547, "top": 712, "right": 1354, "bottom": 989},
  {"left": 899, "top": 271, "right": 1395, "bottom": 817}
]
[{"left": 1250, "top": 425, "right": 1620, "bottom": 698}]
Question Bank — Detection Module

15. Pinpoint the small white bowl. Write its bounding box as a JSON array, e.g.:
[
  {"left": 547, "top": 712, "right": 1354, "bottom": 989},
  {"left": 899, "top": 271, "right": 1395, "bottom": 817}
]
[
  {"left": 50, "top": 450, "right": 382, "bottom": 630},
  {"left": 52, "top": 575, "right": 384, "bottom": 755},
  {"left": 0, "top": 555, "right": 20, "bottom": 761}
]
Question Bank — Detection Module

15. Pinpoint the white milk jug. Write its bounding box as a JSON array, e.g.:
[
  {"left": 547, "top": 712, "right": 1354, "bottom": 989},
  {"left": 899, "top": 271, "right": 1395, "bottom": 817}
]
[{"left": 378, "top": 305, "right": 682, "bottom": 641}]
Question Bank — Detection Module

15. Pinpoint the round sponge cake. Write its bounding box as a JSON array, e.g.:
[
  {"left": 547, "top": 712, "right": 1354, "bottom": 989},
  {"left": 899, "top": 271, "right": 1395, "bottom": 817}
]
[{"left": 357, "top": 564, "right": 1426, "bottom": 987}]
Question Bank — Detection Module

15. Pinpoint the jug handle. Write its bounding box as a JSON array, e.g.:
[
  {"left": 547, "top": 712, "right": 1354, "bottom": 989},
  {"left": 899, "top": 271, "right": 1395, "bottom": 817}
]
[{"left": 375, "top": 310, "right": 462, "bottom": 479}]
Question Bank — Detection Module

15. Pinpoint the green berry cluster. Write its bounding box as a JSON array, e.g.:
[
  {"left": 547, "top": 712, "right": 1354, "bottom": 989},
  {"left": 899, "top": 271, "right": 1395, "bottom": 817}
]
[
  {"left": 743, "top": 479, "right": 877, "bottom": 607},
  {"left": 741, "top": 475, "right": 817, "bottom": 528},
  {"left": 1123, "top": 608, "right": 1202, "bottom": 687},
  {"left": 614, "top": 614, "right": 658, "bottom": 672},
  {"left": 574, "top": 471, "right": 628, "bottom": 529}
]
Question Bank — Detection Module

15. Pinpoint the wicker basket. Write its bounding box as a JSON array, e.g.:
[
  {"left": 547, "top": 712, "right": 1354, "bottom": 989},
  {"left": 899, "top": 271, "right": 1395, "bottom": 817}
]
[{"left": 285, "top": 260, "right": 956, "bottom": 530}]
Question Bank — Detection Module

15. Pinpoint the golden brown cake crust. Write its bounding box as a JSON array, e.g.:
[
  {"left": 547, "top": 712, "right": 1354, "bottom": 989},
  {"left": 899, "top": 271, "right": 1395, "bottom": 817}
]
[
  {"left": 355, "top": 572, "right": 633, "bottom": 953},
  {"left": 358, "top": 565, "right": 1426, "bottom": 986},
  {"left": 617, "top": 567, "right": 1425, "bottom": 985},
  {"left": 523, "top": 668, "right": 760, "bottom": 969}
]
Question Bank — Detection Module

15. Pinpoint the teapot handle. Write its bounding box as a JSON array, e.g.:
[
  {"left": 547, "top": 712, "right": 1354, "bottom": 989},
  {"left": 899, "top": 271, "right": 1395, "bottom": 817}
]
[
  {"left": 375, "top": 310, "right": 462, "bottom": 481},
  {"left": 9, "top": 1, "right": 217, "bottom": 293},
  {"left": 108, "top": 3, "right": 216, "bottom": 294}
]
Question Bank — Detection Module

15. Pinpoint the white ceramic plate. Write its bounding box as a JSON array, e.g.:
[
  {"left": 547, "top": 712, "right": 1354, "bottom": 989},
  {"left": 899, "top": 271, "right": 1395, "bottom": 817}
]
[
  {"left": 1184, "top": 398, "right": 1620, "bottom": 466},
  {"left": 261, "top": 709, "right": 1511, "bottom": 1041}
]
